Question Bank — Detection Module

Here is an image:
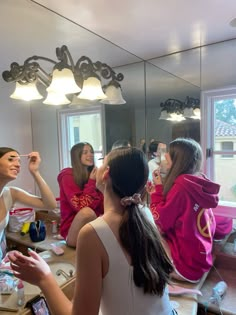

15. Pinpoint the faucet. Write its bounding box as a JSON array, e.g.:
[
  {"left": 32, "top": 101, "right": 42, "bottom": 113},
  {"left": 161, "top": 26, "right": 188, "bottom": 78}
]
[{"left": 56, "top": 269, "right": 74, "bottom": 280}]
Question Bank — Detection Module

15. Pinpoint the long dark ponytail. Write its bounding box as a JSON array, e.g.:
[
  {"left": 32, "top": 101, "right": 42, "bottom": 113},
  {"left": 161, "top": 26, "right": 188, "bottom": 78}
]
[{"left": 107, "top": 147, "right": 173, "bottom": 295}]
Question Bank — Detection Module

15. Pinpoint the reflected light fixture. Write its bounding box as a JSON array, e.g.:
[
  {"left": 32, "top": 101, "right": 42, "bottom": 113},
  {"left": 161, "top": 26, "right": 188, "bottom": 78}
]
[
  {"left": 2, "top": 45, "right": 126, "bottom": 106},
  {"left": 78, "top": 75, "right": 107, "bottom": 100},
  {"left": 101, "top": 81, "right": 126, "bottom": 105},
  {"left": 159, "top": 97, "right": 200, "bottom": 121}
]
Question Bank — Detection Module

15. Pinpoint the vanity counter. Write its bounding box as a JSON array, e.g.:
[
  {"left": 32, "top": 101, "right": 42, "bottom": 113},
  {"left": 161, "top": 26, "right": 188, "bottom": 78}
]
[
  {"left": 2, "top": 230, "right": 76, "bottom": 314},
  {"left": 170, "top": 294, "right": 198, "bottom": 315},
  {"left": 198, "top": 248, "right": 236, "bottom": 315},
  {"left": 168, "top": 271, "right": 209, "bottom": 315},
  {"left": 3, "top": 216, "right": 207, "bottom": 315}
]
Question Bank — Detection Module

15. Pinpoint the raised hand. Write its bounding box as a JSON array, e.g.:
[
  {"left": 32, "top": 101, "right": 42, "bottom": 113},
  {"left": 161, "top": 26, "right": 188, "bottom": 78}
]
[
  {"left": 152, "top": 169, "right": 162, "bottom": 185},
  {"left": 27, "top": 152, "right": 41, "bottom": 174},
  {"left": 89, "top": 166, "right": 97, "bottom": 180},
  {"left": 8, "top": 249, "right": 51, "bottom": 287}
]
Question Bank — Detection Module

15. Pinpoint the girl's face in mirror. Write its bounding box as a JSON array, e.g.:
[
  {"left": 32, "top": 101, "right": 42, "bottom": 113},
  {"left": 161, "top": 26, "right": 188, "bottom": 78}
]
[
  {"left": 0, "top": 151, "right": 21, "bottom": 180},
  {"left": 156, "top": 143, "right": 167, "bottom": 157},
  {"left": 80, "top": 145, "right": 94, "bottom": 167}
]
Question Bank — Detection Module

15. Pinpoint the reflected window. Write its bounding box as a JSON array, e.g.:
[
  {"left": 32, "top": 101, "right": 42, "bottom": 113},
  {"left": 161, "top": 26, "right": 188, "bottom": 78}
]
[
  {"left": 221, "top": 141, "right": 234, "bottom": 158},
  {"left": 202, "top": 87, "right": 236, "bottom": 212},
  {"left": 58, "top": 106, "right": 104, "bottom": 169}
]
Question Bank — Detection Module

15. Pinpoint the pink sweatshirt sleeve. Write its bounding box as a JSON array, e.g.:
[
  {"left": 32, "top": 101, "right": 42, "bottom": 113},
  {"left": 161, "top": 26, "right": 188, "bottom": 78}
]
[{"left": 60, "top": 174, "right": 103, "bottom": 213}]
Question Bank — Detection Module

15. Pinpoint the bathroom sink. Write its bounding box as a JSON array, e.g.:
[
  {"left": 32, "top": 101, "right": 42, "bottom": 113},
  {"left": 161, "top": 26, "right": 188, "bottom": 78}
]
[
  {"left": 48, "top": 261, "right": 76, "bottom": 285},
  {"left": 0, "top": 260, "right": 76, "bottom": 311}
]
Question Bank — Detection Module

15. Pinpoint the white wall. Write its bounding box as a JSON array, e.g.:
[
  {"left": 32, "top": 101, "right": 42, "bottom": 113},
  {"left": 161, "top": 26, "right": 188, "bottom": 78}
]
[
  {"left": 30, "top": 103, "right": 60, "bottom": 197},
  {"left": 0, "top": 82, "right": 35, "bottom": 194},
  {"left": 0, "top": 81, "right": 60, "bottom": 198}
]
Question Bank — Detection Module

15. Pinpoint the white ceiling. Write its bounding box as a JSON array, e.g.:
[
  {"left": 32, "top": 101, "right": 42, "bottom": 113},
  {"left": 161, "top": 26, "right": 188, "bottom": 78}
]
[
  {"left": 32, "top": 0, "right": 236, "bottom": 58},
  {"left": 1, "top": 0, "right": 236, "bottom": 95},
  {"left": 1, "top": 0, "right": 236, "bottom": 64}
]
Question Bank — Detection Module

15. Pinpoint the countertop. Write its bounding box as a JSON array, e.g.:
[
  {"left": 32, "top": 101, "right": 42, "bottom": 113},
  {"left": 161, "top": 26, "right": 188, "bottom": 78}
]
[
  {"left": 3, "top": 221, "right": 204, "bottom": 315},
  {"left": 198, "top": 247, "right": 236, "bottom": 315},
  {"left": 168, "top": 271, "right": 209, "bottom": 315},
  {"left": 6, "top": 230, "right": 64, "bottom": 253},
  {"left": 2, "top": 223, "right": 76, "bottom": 314},
  {"left": 0, "top": 244, "right": 76, "bottom": 314}
]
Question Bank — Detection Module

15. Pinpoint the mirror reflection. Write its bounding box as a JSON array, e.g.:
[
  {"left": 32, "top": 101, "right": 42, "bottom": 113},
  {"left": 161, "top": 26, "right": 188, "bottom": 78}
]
[{"left": 2, "top": 0, "right": 236, "bottom": 199}]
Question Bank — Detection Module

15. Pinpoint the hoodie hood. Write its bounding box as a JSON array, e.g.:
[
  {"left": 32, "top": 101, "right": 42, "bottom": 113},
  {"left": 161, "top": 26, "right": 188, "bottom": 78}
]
[
  {"left": 175, "top": 174, "right": 220, "bottom": 209},
  {"left": 57, "top": 167, "right": 72, "bottom": 183}
]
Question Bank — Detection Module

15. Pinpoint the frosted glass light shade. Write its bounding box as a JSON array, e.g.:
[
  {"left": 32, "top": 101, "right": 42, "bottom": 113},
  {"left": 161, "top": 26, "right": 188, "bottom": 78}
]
[
  {"left": 183, "top": 107, "right": 201, "bottom": 119},
  {"left": 78, "top": 76, "right": 107, "bottom": 100},
  {"left": 47, "top": 68, "right": 81, "bottom": 94},
  {"left": 10, "top": 82, "right": 43, "bottom": 101},
  {"left": 193, "top": 108, "right": 201, "bottom": 119},
  {"left": 183, "top": 107, "right": 194, "bottom": 118},
  {"left": 43, "top": 91, "right": 71, "bottom": 105},
  {"left": 100, "top": 85, "right": 126, "bottom": 104},
  {"left": 167, "top": 112, "right": 186, "bottom": 121},
  {"left": 159, "top": 110, "right": 171, "bottom": 120}
]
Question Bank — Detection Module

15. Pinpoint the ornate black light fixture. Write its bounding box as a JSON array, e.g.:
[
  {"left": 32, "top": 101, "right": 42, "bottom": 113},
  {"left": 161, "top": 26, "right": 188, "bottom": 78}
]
[
  {"left": 2, "top": 45, "right": 126, "bottom": 105},
  {"left": 159, "top": 96, "right": 200, "bottom": 121}
]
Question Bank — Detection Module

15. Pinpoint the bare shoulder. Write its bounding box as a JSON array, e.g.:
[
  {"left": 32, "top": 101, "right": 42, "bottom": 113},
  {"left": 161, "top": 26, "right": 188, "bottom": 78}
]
[
  {"left": 78, "top": 223, "right": 96, "bottom": 240},
  {"left": 9, "top": 186, "right": 28, "bottom": 197},
  {"left": 8, "top": 186, "right": 24, "bottom": 201},
  {"left": 77, "top": 222, "right": 102, "bottom": 251}
]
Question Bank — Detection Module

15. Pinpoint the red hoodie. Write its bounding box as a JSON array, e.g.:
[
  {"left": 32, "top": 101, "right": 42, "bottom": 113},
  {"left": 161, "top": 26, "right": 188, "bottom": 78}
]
[
  {"left": 57, "top": 168, "right": 104, "bottom": 239},
  {"left": 150, "top": 174, "right": 220, "bottom": 281}
]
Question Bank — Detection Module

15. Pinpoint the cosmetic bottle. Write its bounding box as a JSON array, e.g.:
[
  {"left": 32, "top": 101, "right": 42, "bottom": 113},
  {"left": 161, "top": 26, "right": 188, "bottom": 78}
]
[
  {"left": 17, "top": 280, "right": 25, "bottom": 307},
  {"left": 210, "top": 281, "right": 227, "bottom": 304},
  {"left": 212, "top": 281, "right": 227, "bottom": 298}
]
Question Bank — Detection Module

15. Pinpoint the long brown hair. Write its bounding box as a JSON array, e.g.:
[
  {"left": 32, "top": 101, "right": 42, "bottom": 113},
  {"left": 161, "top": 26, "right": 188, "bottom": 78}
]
[
  {"left": 70, "top": 142, "right": 94, "bottom": 188},
  {"left": 163, "top": 138, "right": 203, "bottom": 195},
  {"left": 107, "top": 147, "right": 173, "bottom": 295}
]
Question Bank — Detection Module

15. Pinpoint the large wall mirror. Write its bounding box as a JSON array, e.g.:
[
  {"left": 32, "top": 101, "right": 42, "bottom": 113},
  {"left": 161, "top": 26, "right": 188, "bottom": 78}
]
[
  {"left": 28, "top": 7, "right": 235, "bottom": 195},
  {"left": 1, "top": 2, "right": 236, "bottom": 199},
  {"left": 145, "top": 54, "right": 200, "bottom": 149}
]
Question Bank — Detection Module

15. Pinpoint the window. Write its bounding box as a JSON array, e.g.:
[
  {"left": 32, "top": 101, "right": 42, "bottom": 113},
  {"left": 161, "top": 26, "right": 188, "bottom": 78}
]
[
  {"left": 58, "top": 105, "right": 105, "bottom": 169},
  {"left": 221, "top": 141, "right": 233, "bottom": 158},
  {"left": 201, "top": 87, "right": 236, "bottom": 217}
]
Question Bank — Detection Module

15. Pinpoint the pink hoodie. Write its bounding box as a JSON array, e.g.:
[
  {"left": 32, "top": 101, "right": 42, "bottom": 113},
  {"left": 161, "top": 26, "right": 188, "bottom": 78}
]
[
  {"left": 150, "top": 174, "right": 220, "bottom": 281},
  {"left": 58, "top": 168, "right": 104, "bottom": 239}
]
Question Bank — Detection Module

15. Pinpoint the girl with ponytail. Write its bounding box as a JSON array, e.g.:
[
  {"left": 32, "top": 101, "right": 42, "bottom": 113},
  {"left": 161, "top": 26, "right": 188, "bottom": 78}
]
[{"left": 9, "top": 147, "right": 177, "bottom": 315}]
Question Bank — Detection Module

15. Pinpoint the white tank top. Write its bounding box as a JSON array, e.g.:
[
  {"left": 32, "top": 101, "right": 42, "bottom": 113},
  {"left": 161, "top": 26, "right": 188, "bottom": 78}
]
[
  {"left": 90, "top": 217, "right": 174, "bottom": 315},
  {"left": 0, "top": 187, "right": 13, "bottom": 261}
]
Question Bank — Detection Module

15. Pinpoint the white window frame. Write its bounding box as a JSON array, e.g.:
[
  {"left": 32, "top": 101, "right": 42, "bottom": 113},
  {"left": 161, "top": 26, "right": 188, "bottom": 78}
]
[
  {"left": 57, "top": 105, "right": 106, "bottom": 170},
  {"left": 201, "top": 86, "right": 236, "bottom": 218}
]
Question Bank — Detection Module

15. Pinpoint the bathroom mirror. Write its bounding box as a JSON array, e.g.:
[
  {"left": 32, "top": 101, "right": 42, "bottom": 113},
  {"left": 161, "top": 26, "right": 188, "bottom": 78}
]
[{"left": 3, "top": 1, "right": 234, "bottom": 196}]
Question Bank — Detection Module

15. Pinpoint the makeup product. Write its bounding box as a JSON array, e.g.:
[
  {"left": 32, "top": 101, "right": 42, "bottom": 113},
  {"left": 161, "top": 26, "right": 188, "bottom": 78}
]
[
  {"left": 51, "top": 220, "right": 58, "bottom": 234},
  {"left": 21, "top": 222, "right": 31, "bottom": 235},
  {"left": 212, "top": 281, "right": 227, "bottom": 298},
  {"left": 17, "top": 280, "right": 25, "bottom": 307},
  {"left": 51, "top": 243, "right": 64, "bottom": 256}
]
